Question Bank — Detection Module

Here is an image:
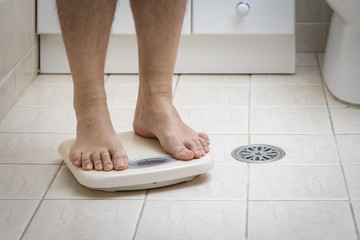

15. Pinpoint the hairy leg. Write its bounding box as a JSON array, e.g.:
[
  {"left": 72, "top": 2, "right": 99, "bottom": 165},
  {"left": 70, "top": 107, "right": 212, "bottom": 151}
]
[
  {"left": 131, "top": 0, "right": 210, "bottom": 160},
  {"left": 57, "top": 0, "right": 128, "bottom": 171}
]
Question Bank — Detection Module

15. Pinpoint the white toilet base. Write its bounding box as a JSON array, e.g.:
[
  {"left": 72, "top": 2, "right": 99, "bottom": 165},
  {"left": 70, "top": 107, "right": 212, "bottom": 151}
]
[{"left": 323, "top": 13, "right": 360, "bottom": 105}]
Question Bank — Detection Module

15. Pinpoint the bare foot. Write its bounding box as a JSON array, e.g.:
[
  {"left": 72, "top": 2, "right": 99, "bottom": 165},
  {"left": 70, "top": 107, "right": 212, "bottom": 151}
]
[
  {"left": 133, "top": 96, "right": 210, "bottom": 160},
  {"left": 70, "top": 101, "right": 128, "bottom": 171}
]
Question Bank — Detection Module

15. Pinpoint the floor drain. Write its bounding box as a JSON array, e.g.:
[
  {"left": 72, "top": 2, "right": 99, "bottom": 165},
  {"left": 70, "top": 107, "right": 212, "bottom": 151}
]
[{"left": 231, "top": 144, "right": 285, "bottom": 164}]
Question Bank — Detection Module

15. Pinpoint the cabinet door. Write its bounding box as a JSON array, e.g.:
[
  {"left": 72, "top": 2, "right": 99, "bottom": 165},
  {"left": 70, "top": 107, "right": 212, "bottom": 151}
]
[
  {"left": 37, "top": 0, "right": 191, "bottom": 35},
  {"left": 193, "top": 0, "right": 294, "bottom": 34}
]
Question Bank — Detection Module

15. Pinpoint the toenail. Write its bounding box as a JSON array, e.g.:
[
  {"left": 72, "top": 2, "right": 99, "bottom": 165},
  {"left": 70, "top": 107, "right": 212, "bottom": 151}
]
[
  {"left": 74, "top": 160, "right": 79, "bottom": 165},
  {"left": 205, "top": 146, "right": 209, "bottom": 152},
  {"left": 97, "top": 163, "right": 102, "bottom": 169},
  {"left": 201, "top": 149, "right": 205, "bottom": 155},
  {"left": 85, "top": 163, "right": 91, "bottom": 168},
  {"left": 106, "top": 163, "right": 112, "bottom": 168}
]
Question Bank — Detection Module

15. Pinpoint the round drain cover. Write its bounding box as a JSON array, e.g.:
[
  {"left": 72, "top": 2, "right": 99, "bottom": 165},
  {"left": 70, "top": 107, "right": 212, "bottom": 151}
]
[{"left": 231, "top": 144, "right": 285, "bottom": 163}]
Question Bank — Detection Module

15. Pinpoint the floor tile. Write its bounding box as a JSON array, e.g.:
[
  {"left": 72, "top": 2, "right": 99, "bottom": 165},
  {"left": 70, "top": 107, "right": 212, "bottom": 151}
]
[
  {"left": 46, "top": 166, "right": 146, "bottom": 200},
  {"left": 250, "top": 135, "right": 339, "bottom": 165},
  {"left": 209, "top": 134, "right": 248, "bottom": 165},
  {"left": 330, "top": 108, "right": 360, "bottom": 134},
  {"left": 343, "top": 165, "right": 360, "bottom": 200},
  {"left": 106, "top": 75, "right": 178, "bottom": 94},
  {"left": 106, "top": 85, "right": 138, "bottom": 107},
  {"left": 109, "top": 107, "right": 136, "bottom": 132},
  {"left": 174, "top": 85, "right": 248, "bottom": 107},
  {"left": 350, "top": 201, "right": 360, "bottom": 232},
  {"left": 22, "top": 200, "right": 142, "bottom": 240},
  {"left": 248, "top": 201, "right": 357, "bottom": 240},
  {"left": 0, "top": 200, "right": 39, "bottom": 240},
  {"left": 325, "top": 85, "right": 348, "bottom": 107},
  {"left": 249, "top": 165, "right": 347, "bottom": 200},
  {"left": 0, "top": 107, "right": 76, "bottom": 133},
  {"left": 178, "top": 107, "right": 248, "bottom": 134},
  {"left": 251, "top": 66, "right": 322, "bottom": 85},
  {"left": 337, "top": 135, "right": 360, "bottom": 164},
  {"left": 178, "top": 74, "right": 249, "bottom": 86},
  {"left": 16, "top": 84, "right": 73, "bottom": 107},
  {"left": 0, "top": 165, "right": 59, "bottom": 199},
  {"left": 251, "top": 85, "right": 326, "bottom": 107},
  {"left": 317, "top": 53, "right": 325, "bottom": 66},
  {"left": 32, "top": 74, "right": 73, "bottom": 85},
  {"left": 147, "top": 165, "right": 247, "bottom": 200},
  {"left": 0, "top": 133, "right": 72, "bottom": 164},
  {"left": 296, "top": 52, "right": 318, "bottom": 66},
  {"left": 250, "top": 108, "right": 332, "bottom": 134},
  {"left": 135, "top": 200, "right": 246, "bottom": 240}
]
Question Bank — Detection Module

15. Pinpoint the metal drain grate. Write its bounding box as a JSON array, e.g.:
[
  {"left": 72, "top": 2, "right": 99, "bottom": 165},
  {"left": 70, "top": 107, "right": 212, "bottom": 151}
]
[{"left": 231, "top": 144, "right": 285, "bottom": 164}]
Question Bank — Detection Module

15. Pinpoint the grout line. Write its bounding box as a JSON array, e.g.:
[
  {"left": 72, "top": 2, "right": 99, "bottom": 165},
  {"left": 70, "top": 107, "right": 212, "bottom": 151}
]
[
  {"left": 19, "top": 164, "right": 63, "bottom": 240},
  {"left": 244, "top": 74, "right": 251, "bottom": 239},
  {"left": 316, "top": 53, "right": 360, "bottom": 240},
  {"left": 132, "top": 190, "right": 149, "bottom": 240}
]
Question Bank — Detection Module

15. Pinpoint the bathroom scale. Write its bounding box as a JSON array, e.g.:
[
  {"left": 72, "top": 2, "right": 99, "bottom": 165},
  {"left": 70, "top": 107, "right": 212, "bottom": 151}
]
[{"left": 58, "top": 131, "right": 213, "bottom": 191}]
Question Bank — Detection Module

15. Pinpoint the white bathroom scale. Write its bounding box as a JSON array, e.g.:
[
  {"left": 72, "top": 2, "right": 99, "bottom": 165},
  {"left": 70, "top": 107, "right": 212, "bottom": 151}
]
[{"left": 58, "top": 131, "right": 213, "bottom": 191}]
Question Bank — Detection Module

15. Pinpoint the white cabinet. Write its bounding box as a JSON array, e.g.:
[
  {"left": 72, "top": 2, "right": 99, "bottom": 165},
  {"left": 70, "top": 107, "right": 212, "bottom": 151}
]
[
  {"left": 193, "top": 0, "right": 294, "bottom": 35},
  {"left": 38, "top": 0, "right": 295, "bottom": 74},
  {"left": 37, "top": 0, "right": 191, "bottom": 35}
]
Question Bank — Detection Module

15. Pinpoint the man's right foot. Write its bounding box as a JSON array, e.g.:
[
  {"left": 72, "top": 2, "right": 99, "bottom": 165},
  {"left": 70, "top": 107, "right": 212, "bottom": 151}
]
[{"left": 69, "top": 101, "right": 128, "bottom": 171}]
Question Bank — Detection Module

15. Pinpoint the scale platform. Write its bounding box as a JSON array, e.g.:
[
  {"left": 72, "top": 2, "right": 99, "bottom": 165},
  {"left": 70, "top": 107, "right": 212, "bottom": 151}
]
[{"left": 58, "top": 131, "right": 213, "bottom": 191}]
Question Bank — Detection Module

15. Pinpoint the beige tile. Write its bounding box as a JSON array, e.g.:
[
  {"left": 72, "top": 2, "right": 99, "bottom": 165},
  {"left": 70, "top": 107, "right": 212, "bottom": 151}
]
[
  {"left": 248, "top": 201, "right": 357, "bottom": 240},
  {"left": 16, "top": 84, "right": 74, "bottom": 107},
  {"left": 331, "top": 108, "right": 360, "bottom": 134},
  {"left": 32, "top": 74, "right": 105, "bottom": 85},
  {"left": 178, "top": 107, "right": 248, "bottom": 134},
  {"left": 337, "top": 135, "right": 360, "bottom": 164},
  {"left": 23, "top": 199, "right": 142, "bottom": 240},
  {"left": 106, "top": 74, "right": 139, "bottom": 85},
  {"left": 0, "top": 0, "right": 17, "bottom": 80},
  {"left": 0, "top": 200, "right": 39, "bottom": 240},
  {"left": 251, "top": 66, "right": 322, "bottom": 85},
  {"left": 0, "top": 70, "right": 17, "bottom": 115},
  {"left": 106, "top": 85, "right": 138, "bottom": 107},
  {"left": 322, "top": 2, "right": 333, "bottom": 22},
  {"left": 249, "top": 165, "right": 347, "bottom": 200},
  {"left": 0, "top": 107, "right": 77, "bottom": 133},
  {"left": 296, "top": 0, "right": 323, "bottom": 22},
  {"left": 296, "top": 52, "right": 318, "bottom": 66},
  {"left": 250, "top": 135, "right": 339, "bottom": 165},
  {"left": 251, "top": 85, "right": 326, "bottom": 107},
  {"left": 174, "top": 85, "right": 249, "bottom": 107},
  {"left": 109, "top": 107, "right": 136, "bottom": 132},
  {"left": 0, "top": 165, "right": 59, "bottom": 199},
  {"left": 147, "top": 165, "right": 247, "bottom": 200},
  {"left": 16, "top": 0, "right": 36, "bottom": 61},
  {"left": 344, "top": 165, "right": 360, "bottom": 200},
  {"left": 317, "top": 52, "right": 325, "bottom": 66},
  {"left": 135, "top": 200, "right": 246, "bottom": 240},
  {"left": 296, "top": 23, "right": 328, "bottom": 52},
  {"left": 325, "top": 85, "right": 348, "bottom": 107},
  {"left": 46, "top": 166, "right": 146, "bottom": 199},
  {"left": 16, "top": 45, "right": 37, "bottom": 97},
  {"left": 107, "top": 75, "right": 178, "bottom": 94},
  {"left": 178, "top": 74, "right": 249, "bottom": 86},
  {"left": 250, "top": 108, "right": 332, "bottom": 134},
  {"left": 0, "top": 133, "right": 72, "bottom": 164},
  {"left": 209, "top": 134, "right": 248, "bottom": 165}
]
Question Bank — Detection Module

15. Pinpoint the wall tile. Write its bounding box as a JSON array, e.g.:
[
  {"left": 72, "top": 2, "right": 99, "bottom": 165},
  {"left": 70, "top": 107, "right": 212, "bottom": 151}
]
[
  {"left": 16, "top": 0, "right": 36, "bottom": 62},
  {"left": 0, "top": 0, "right": 17, "bottom": 80},
  {"left": 296, "top": 0, "right": 324, "bottom": 22},
  {"left": 296, "top": 23, "right": 329, "bottom": 52},
  {"left": 0, "top": 70, "right": 16, "bottom": 118},
  {"left": 15, "top": 45, "right": 37, "bottom": 97}
]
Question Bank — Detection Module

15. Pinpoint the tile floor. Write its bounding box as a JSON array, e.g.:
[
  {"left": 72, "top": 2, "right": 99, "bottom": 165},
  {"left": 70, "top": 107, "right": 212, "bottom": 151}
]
[{"left": 1, "top": 53, "right": 360, "bottom": 240}]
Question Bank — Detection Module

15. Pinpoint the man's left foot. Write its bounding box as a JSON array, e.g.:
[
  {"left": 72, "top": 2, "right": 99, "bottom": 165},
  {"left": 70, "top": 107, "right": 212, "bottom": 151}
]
[{"left": 133, "top": 96, "right": 210, "bottom": 160}]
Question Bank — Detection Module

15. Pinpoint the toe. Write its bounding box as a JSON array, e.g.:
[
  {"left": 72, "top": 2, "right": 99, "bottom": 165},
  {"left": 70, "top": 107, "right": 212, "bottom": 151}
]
[
  {"left": 199, "top": 137, "right": 209, "bottom": 153},
  {"left": 81, "top": 153, "right": 93, "bottom": 171},
  {"left": 173, "top": 146, "right": 195, "bottom": 160},
  {"left": 101, "top": 151, "right": 113, "bottom": 171},
  {"left": 111, "top": 150, "right": 128, "bottom": 171},
  {"left": 92, "top": 152, "right": 103, "bottom": 171},
  {"left": 199, "top": 132, "right": 210, "bottom": 145},
  {"left": 69, "top": 149, "right": 82, "bottom": 167},
  {"left": 195, "top": 139, "right": 205, "bottom": 157},
  {"left": 186, "top": 140, "right": 202, "bottom": 158}
]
